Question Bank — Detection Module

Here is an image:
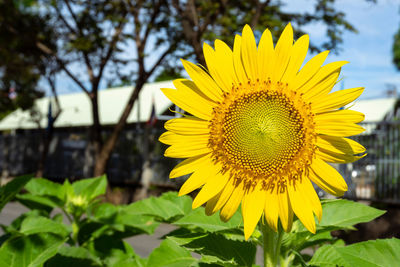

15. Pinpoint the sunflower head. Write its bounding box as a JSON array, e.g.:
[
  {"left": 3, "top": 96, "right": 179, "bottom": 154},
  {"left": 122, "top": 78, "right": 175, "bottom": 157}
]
[{"left": 160, "top": 23, "right": 366, "bottom": 240}]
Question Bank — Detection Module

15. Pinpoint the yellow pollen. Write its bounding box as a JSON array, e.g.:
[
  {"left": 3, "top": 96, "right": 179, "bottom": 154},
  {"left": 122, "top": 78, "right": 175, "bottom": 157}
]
[{"left": 209, "top": 80, "right": 316, "bottom": 190}]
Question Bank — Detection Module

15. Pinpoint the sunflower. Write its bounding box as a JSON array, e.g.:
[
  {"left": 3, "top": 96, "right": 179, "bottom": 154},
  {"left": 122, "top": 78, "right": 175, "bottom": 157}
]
[{"left": 159, "top": 23, "right": 366, "bottom": 240}]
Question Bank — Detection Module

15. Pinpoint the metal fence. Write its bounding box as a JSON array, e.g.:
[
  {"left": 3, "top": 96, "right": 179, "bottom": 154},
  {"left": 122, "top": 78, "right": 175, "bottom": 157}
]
[
  {"left": 0, "top": 127, "right": 178, "bottom": 187},
  {"left": 340, "top": 121, "right": 400, "bottom": 203}
]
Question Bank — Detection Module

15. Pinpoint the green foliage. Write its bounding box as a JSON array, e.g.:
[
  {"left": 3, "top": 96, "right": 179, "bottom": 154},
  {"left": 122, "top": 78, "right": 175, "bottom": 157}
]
[
  {"left": 0, "top": 233, "right": 66, "bottom": 267},
  {"left": 0, "top": 175, "right": 398, "bottom": 266},
  {"left": 0, "top": 0, "right": 56, "bottom": 117},
  {"left": 309, "top": 238, "right": 400, "bottom": 267},
  {"left": 393, "top": 27, "right": 400, "bottom": 70},
  {"left": 0, "top": 174, "right": 33, "bottom": 212}
]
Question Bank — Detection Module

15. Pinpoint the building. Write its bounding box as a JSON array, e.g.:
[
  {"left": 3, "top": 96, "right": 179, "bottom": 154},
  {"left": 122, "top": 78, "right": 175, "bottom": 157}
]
[{"left": 0, "top": 81, "right": 179, "bottom": 184}]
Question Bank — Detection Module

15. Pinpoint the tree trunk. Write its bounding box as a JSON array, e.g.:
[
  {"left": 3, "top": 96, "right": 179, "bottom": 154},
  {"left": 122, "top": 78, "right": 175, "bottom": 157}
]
[
  {"left": 93, "top": 79, "right": 145, "bottom": 177},
  {"left": 36, "top": 127, "right": 54, "bottom": 178},
  {"left": 86, "top": 90, "right": 103, "bottom": 177}
]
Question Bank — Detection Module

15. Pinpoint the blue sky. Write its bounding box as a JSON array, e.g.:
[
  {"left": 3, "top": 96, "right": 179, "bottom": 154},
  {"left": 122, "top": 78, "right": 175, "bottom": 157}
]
[
  {"left": 284, "top": 0, "right": 400, "bottom": 99},
  {"left": 50, "top": 0, "right": 400, "bottom": 99}
]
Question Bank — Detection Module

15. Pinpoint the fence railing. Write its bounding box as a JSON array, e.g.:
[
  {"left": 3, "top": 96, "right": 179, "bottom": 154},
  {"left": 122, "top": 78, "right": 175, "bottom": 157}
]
[{"left": 340, "top": 121, "right": 400, "bottom": 203}]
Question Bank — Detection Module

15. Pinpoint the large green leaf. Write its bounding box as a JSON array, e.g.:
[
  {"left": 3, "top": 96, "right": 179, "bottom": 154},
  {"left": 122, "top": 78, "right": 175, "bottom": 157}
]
[
  {"left": 87, "top": 202, "right": 159, "bottom": 236},
  {"left": 19, "top": 215, "right": 70, "bottom": 237},
  {"left": 309, "top": 238, "right": 400, "bottom": 267},
  {"left": 46, "top": 246, "right": 102, "bottom": 267},
  {"left": 168, "top": 232, "right": 256, "bottom": 266},
  {"left": 85, "top": 235, "right": 141, "bottom": 266},
  {"left": 0, "top": 174, "right": 33, "bottom": 212},
  {"left": 0, "top": 233, "right": 66, "bottom": 267},
  {"left": 24, "top": 178, "right": 64, "bottom": 200},
  {"left": 174, "top": 208, "right": 243, "bottom": 234},
  {"left": 125, "top": 192, "right": 192, "bottom": 222},
  {"left": 17, "top": 193, "right": 61, "bottom": 212},
  {"left": 71, "top": 175, "right": 107, "bottom": 202},
  {"left": 146, "top": 239, "right": 198, "bottom": 267},
  {"left": 282, "top": 199, "right": 385, "bottom": 252},
  {"left": 319, "top": 199, "right": 385, "bottom": 228}
]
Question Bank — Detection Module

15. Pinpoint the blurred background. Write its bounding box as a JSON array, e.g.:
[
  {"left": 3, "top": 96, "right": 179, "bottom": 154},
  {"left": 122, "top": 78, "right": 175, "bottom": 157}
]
[{"left": 1, "top": 0, "right": 400, "bottom": 240}]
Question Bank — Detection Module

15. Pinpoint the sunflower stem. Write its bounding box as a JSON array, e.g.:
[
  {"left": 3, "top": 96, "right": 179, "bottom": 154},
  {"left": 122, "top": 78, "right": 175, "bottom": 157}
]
[{"left": 260, "top": 222, "right": 281, "bottom": 267}]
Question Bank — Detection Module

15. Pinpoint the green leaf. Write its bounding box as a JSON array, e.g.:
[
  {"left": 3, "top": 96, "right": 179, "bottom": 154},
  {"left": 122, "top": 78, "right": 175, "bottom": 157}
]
[
  {"left": 17, "top": 193, "right": 60, "bottom": 212},
  {"left": 2, "top": 210, "right": 46, "bottom": 233},
  {"left": 125, "top": 192, "right": 192, "bottom": 222},
  {"left": 19, "top": 215, "right": 70, "bottom": 237},
  {"left": 309, "top": 238, "right": 400, "bottom": 267},
  {"left": 46, "top": 246, "right": 102, "bottom": 267},
  {"left": 168, "top": 233, "right": 256, "bottom": 266},
  {"left": 0, "top": 233, "right": 66, "bottom": 267},
  {"left": 282, "top": 200, "right": 385, "bottom": 252},
  {"left": 146, "top": 239, "right": 197, "bottom": 267},
  {"left": 86, "top": 202, "right": 159, "bottom": 238},
  {"left": 319, "top": 199, "right": 385, "bottom": 228},
  {"left": 71, "top": 175, "right": 107, "bottom": 202},
  {"left": 85, "top": 235, "right": 140, "bottom": 266},
  {"left": 174, "top": 208, "right": 243, "bottom": 233},
  {"left": 24, "top": 178, "right": 64, "bottom": 200},
  {"left": 0, "top": 174, "right": 33, "bottom": 212}
]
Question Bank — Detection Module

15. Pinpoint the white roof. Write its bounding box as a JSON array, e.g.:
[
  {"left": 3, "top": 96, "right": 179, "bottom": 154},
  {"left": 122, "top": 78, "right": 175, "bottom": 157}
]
[
  {"left": 0, "top": 83, "right": 397, "bottom": 131},
  {"left": 0, "top": 80, "right": 174, "bottom": 130},
  {"left": 349, "top": 97, "right": 398, "bottom": 123}
]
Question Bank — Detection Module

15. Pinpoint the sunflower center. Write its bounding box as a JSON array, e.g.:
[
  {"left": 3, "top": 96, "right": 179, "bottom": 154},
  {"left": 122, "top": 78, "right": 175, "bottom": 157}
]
[
  {"left": 209, "top": 80, "right": 316, "bottom": 186},
  {"left": 222, "top": 90, "right": 304, "bottom": 175}
]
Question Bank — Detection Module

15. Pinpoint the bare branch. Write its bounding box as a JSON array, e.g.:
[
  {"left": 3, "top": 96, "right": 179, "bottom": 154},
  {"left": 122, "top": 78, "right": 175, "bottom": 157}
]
[
  {"left": 142, "top": 0, "right": 163, "bottom": 46},
  {"left": 36, "top": 41, "right": 89, "bottom": 94},
  {"left": 54, "top": 3, "right": 77, "bottom": 34},
  {"left": 97, "top": 15, "right": 127, "bottom": 83},
  {"left": 250, "top": 0, "right": 271, "bottom": 28}
]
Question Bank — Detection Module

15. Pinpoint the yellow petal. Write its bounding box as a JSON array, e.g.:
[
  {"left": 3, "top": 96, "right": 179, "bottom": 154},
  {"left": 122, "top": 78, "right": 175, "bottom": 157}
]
[
  {"left": 315, "top": 122, "right": 365, "bottom": 137},
  {"left": 281, "top": 34, "right": 309, "bottom": 84},
  {"left": 316, "top": 148, "right": 366, "bottom": 164},
  {"left": 233, "top": 35, "right": 248, "bottom": 82},
  {"left": 312, "top": 87, "right": 364, "bottom": 113},
  {"left": 205, "top": 191, "right": 222, "bottom": 216},
  {"left": 309, "top": 157, "right": 348, "bottom": 196},
  {"left": 242, "top": 183, "right": 266, "bottom": 240},
  {"left": 169, "top": 154, "right": 211, "bottom": 178},
  {"left": 302, "top": 178, "right": 322, "bottom": 222},
  {"left": 220, "top": 180, "right": 245, "bottom": 222},
  {"left": 264, "top": 191, "right": 279, "bottom": 232},
  {"left": 159, "top": 131, "right": 208, "bottom": 145},
  {"left": 278, "top": 190, "right": 293, "bottom": 232},
  {"left": 314, "top": 110, "right": 365, "bottom": 124},
  {"left": 298, "top": 61, "right": 348, "bottom": 95},
  {"left": 181, "top": 59, "right": 223, "bottom": 101},
  {"left": 208, "top": 40, "right": 239, "bottom": 91},
  {"left": 161, "top": 79, "right": 216, "bottom": 120},
  {"left": 211, "top": 177, "right": 236, "bottom": 213},
  {"left": 292, "top": 50, "right": 330, "bottom": 90},
  {"left": 288, "top": 179, "right": 316, "bottom": 233},
  {"left": 272, "top": 23, "right": 293, "bottom": 82},
  {"left": 303, "top": 69, "right": 340, "bottom": 101},
  {"left": 241, "top": 25, "right": 258, "bottom": 81},
  {"left": 257, "top": 28, "right": 275, "bottom": 81},
  {"left": 164, "top": 117, "right": 209, "bottom": 135},
  {"left": 192, "top": 168, "right": 229, "bottom": 209},
  {"left": 178, "top": 162, "right": 219, "bottom": 196},
  {"left": 316, "top": 136, "right": 366, "bottom": 155},
  {"left": 164, "top": 135, "right": 210, "bottom": 158}
]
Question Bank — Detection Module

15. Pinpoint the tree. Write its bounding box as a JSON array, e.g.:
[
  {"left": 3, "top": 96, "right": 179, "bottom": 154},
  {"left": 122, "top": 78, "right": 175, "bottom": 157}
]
[
  {"left": 0, "top": 0, "right": 56, "bottom": 119},
  {"left": 393, "top": 26, "right": 400, "bottom": 71},
  {"left": 169, "top": 0, "right": 359, "bottom": 66}
]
